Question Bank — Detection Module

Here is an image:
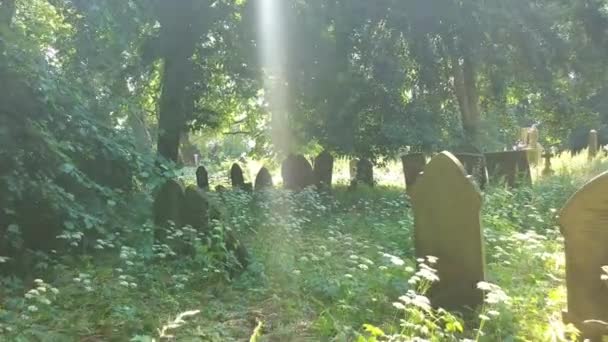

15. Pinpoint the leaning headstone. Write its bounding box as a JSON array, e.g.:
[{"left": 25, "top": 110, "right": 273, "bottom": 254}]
[
  {"left": 484, "top": 150, "right": 532, "bottom": 187},
  {"left": 453, "top": 152, "right": 488, "bottom": 189},
  {"left": 355, "top": 159, "right": 374, "bottom": 187},
  {"left": 196, "top": 165, "right": 209, "bottom": 190},
  {"left": 401, "top": 153, "right": 426, "bottom": 192},
  {"left": 153, "top": 179, "right": 185, "bottom": 240},
  {"left": 559, "top": 171, "right": 608, "bottom": 341},
  {"left": 181, "top": 185, "right": 209, "bottom": 233},
  {"left": 254, "top": 167, "right": 273, "bottom": 190},
  {"left": 411, "top": 152, "right": 485, "bottom": 309},
  {"left": 230, "top": 163, "right": 246, "bottom": 189},
  {"left": 281, "top": 154, "right": 314, "bottom": 191},
  {"left": 313, "top": 150, "right": 334, "bottom": 191},
  {"left": 589, "top": 129, "right": 599, "bottom": 160}
]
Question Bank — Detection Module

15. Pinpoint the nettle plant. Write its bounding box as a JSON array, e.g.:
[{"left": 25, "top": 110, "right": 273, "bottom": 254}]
[{"left": 360, "top": 256, "right": 510, "bottom": 342}]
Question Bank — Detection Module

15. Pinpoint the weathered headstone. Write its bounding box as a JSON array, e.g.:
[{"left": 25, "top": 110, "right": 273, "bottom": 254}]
[
  {"left": 401, "top": 153, "right": 426, "bottom": 192},
  {"left": 542, "top": 150, "right": 554, "bottom": 176},
  {"left": 589, "top": 129, "right": 599, "bottom": 160},
  {"left": 349, "top": 159, "right": 358, "bottom": 181},
  {"left": 196, "top": 165, "right": 209, "bottom": 190},
  {"left": 453, "top": 152, "right": 488, "bottom": 189},
  {"left": 484, "top": 150, "right": 532, "bottom": 187},
  {"left": 313, "top": 150, "right": 334, "bottom": 191},
  {"left": 355, "top": 159, "right": 374, "bottom": 187},
  {"left": 181, "top": 185, "right": 209, "bottom": 232},
  {"left": 254, "top": 167, "right": 273, "bottom": 190},
  {"left": 230, "top": 163, "right": 246, "bottom": 189},
  {"left": 411, "top": 152, "right": 485, "bottom": 309},
  {"left": 153, "top": 179, "right": 185, "bottom": 240},
  {"left": 559, "top": 171, "right": 608, "bottom": 341},
  {"left": 281, "top": 154, "right": 314, "bottom": 191},
  {"left": 527, "top": 127, "right": 541, "bottom": 165}
]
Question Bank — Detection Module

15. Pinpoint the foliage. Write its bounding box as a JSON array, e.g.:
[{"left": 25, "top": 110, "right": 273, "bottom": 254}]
[{"left": 2, "top": 155, "right": 607, "bottom": 340}]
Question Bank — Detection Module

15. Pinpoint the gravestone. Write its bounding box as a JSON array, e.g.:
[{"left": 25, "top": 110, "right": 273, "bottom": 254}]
[
  {"left": 313, "top": 150, "right": 334, "bottom": 191},
  {"left": 527, "top": 127, "right": 541, "bottom": 165},
  {"left": 195, "top": 165, "right": 209, "bottom": 190},
  {"left": 411, "top": 152, "right": 485, "bottom": 309},
  {"left": 281, "top": 154, "right": 314, "bottom": 191},
  {"left": 254, "top": 167, "right": 273, "bottom": 190},
  {"left": 542, "top": 150, "right": 554, "bottom": 176},
  {"left": 153, "top": 179, "right": 185, "bottom": 240},
  {"left": 401, "top": 153, "right": 426, "bottom": 192},
  {"left": 484, "top": 150, "right": 532, "bottom": 187},
  {"left": 349, "top": 159, "right": 358, "bottom": 181},
  {"left": 589, "top": 129, "right": 599, "bottom": 160},
  {"left": 355, "top": 159, "right": 374, "bottom": 187},
  {"left": 453, "top": 152, "right": 488, "bottom": 189},
  {"left": 181, "top": 185, "right": 209, "bottom": 233},
  {"left": 559, "top": 171, "right": 608, "bottom": 341},
  {"left": 230, "top": 163, "right": 246, "bottom": 189}
]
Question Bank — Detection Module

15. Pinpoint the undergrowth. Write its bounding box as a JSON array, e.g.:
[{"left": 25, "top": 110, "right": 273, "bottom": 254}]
[{"left": 1, "top": 153, "right": 606, "bottom": 341}]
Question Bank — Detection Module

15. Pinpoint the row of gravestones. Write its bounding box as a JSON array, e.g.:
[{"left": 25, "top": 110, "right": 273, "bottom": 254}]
[
  {"left": 402, "top": 149, "right": 533, "bottom": 191},
  {"left": 412, "top": 151, "right": 608, "bottom": 341}
]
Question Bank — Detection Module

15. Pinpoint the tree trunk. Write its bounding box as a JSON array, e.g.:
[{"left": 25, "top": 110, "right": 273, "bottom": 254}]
[
  {"left": 156, "top": 0, "right": 197, "bottom": 162},
  {"left": 0, "top": 0, "right": 16, "bottom": 28},
  {"left": 452, "top": 55, "right": 481, "bottom": 143}
]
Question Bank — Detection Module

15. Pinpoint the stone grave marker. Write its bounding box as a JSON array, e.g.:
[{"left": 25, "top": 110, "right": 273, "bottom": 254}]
[
  {"left": 589, "top": 129, "right": 599, "bottom": 160},
  {"left": 542, "top": 150, "right": 554, "bottom": 176},
  {"left": 153, "top": 179, "right": 185, "bottom": 240},
  {"left": 559, "top": 171, "right": 608, "bottom": 340},
  {"left": 349, "top": 159, "right": 358, "bottom": 181},
  {"left": 453, "top": 152, "right": 488, "bottom": 189},
  {"left": 181, "top": 185, "right": 209, "bottom": 233},
  {"left": 254, "top": 167, "right": 273, "bottom": 190},
  {"left": 411, "top": 151, "right": 485, "bottom": 309},
  {"left": 401, "top": 153, "right": 426, "bottom": 192},
  {"left": 281, "top": 154, "right": 314, "bottom": 191},
  {"left": 230, "top": 163, "right": 246, "bottom": 189},
  {"left": 527, "top": 127, "right": 542, "bottom": 165},
  {"left": 484, "top": 150, "right": 532, "bottom": 187},
  {"left": 196, "top": 165, "right": 209, "bottom": 190},
  {"left": 313, "top": 150, "right": 334, "bottom": 191},
  {"left": 356, "top": 158, "right": 374, "bottom": 187}
]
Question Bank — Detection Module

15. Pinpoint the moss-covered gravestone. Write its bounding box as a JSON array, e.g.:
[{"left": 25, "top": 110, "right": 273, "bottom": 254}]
[
  {"left": 281, "top": 154, "right": 314, "bottom": 191},
  {"left": 313, "top": 150, "right": 334, "bottom": 191},
  {"left": 355, "top": 159, "right": 374, "bottom": 187},
  {"left": 153, "top": 179, "right": 185, "bottom": 240},
  {"left": 589, "top": 129, "right": 599, "bottom": 160},
  {"left": 181, "top": 185, "right": 209, "bottom": 233},
  {"left": 559, "top": 171, "right": 608, "bottom": 341},
  {"left": 484, "top": 150, "right": 531, "bottom": 187},
  {"left": 230, "top": 163, "right": 246, "bottom": 189},
  {"left": 401, "top": 153, "right": 426, "bottom": 192},
  {"left": 196, "top": 165, "right": 209, "bottom": 190},
  {"left": 453, "top": 152, "right": 488, "bottom": 189},
  {"left": 411, "top": 152, "right": 485, "bottom": 310},
  {"left": 254, "top": 167, "right": 273, "bottom": 191}
]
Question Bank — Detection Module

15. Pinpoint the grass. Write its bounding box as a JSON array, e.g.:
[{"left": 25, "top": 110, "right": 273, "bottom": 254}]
[{"left": 1, "top": 151, "right": 607, "bottom": 341}]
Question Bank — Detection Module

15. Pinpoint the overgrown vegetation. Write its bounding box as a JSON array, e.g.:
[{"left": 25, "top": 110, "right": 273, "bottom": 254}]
[
  {"left": 3, "top": 0, "right": 608, "bottom": 340},
  {"left": 0, "top": 155, "right": 604, "bottom": 341}
]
